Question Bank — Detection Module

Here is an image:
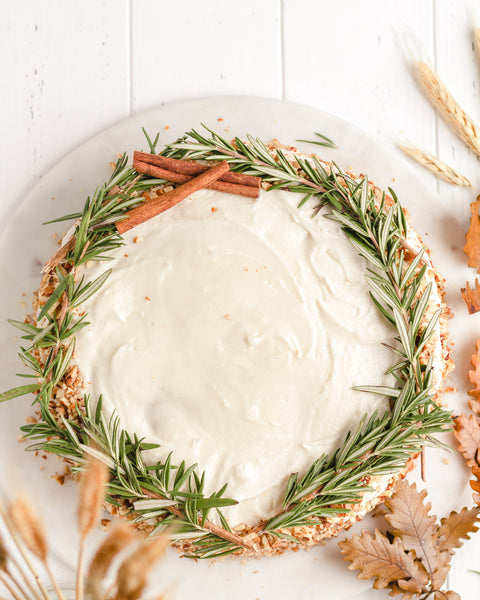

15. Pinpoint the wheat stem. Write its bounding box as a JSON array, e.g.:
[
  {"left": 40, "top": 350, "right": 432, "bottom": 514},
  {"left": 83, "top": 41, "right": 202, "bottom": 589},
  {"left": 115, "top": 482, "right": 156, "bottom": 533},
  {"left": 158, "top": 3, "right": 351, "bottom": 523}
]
[
  {"left": 7, "top": 556, "right": 45, "bottom": 600},
  {"left": 76, "top": 538, "right": 86, "bottom": 600},
  {"left": 44, "top": 563, "right": 66, "bottom": 600},
  {"left": 4, "top": 567, "right": 33, "bottom": 600},
  {"left": 0, "top": 572, "right": 24, "bottom": 600}
]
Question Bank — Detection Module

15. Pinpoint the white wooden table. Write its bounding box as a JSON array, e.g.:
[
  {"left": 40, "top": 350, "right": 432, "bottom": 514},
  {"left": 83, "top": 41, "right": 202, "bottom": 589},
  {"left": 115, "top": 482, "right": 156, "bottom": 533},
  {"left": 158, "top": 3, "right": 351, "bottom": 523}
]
[{"left": 1, "top": 1, "right": 480, "bottom": 598}]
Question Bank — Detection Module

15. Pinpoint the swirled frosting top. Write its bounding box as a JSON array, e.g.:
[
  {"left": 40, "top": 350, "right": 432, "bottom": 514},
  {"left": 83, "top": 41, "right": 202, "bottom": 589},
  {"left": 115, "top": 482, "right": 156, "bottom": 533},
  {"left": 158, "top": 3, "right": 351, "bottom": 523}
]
[{"left": 75, "top": 187, "right": 395, "bottom": 525}]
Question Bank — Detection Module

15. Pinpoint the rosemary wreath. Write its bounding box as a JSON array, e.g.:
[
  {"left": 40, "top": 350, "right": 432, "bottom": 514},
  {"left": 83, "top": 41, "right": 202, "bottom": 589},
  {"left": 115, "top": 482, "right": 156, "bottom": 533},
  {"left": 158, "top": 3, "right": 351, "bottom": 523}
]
[{"left": 1, "top": 127, "right": 453, "bottom": 559}]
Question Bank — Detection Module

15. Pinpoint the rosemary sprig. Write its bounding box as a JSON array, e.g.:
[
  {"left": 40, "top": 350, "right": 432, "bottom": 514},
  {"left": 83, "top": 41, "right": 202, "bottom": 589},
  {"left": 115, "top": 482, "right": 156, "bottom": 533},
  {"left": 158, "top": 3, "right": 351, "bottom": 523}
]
[
  {"left": 3, "top": 128, "right": 453, "bottom": 558},
  {"left": 296, "top": 131, "right": 337, "bottom": 148}
]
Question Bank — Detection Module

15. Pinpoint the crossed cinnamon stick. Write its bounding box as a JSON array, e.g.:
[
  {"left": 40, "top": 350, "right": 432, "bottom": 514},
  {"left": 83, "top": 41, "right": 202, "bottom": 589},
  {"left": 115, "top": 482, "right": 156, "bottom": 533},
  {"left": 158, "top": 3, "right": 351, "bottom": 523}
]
[
  {"left": 133, "top": 151, "right": 261, "bottom": 198},
  {"left": 116, "top": 154, "right": 261, "bottom": 235}
]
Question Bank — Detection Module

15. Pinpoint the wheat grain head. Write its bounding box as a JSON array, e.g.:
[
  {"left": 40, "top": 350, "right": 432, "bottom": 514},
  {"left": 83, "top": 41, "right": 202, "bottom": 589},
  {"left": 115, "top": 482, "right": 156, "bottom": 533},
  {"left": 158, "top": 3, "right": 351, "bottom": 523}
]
[
  {"left": 8, "top": 496, "right": 48, "bottom": 562},
  {"left": 78, "top": 457, "right": 109, "bottom": 540}
]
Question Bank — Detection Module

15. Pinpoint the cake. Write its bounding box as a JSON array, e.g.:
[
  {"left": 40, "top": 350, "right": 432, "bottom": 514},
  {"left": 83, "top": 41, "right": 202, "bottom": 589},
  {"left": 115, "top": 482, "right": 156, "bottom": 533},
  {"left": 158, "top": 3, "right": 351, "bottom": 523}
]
[{"left": 10, "top": 131, "right": 453, "bottom": 558}]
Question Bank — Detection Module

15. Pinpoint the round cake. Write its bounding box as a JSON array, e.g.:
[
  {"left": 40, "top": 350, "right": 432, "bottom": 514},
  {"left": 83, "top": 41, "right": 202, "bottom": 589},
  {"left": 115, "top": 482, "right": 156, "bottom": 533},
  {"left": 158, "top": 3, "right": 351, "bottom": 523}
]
[
  {"left": 75, "top": 185, "right": 398, "bottom": 527},
  {"left": 15, "top": 133, "right": 453, "bottom": 558}
]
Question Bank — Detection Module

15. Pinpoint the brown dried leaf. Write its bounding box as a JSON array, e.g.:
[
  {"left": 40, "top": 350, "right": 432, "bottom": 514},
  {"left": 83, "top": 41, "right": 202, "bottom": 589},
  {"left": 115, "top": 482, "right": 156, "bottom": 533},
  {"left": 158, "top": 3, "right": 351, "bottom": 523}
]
[
  {"left": 384, "top": 481, "right": 438, "bottom": 572},
  {"left": 434, "top": 592, "right": 461, "bottom": 600},
  {"left": 384, "top": 480, "right": 452, "bottom": 589},
  {"left": 455, "top": 341, "right": 480, "bottom": 506},
  {"left": 469, "top": 397, "right": 480, "bottom": 414},
  {"left": 461, "top": 279, "right": 480, "bottom": 314},
  {"left": 454, "top": 413, "right": 480, "bottom": 468},
  {"left": 387, "top": 581, "right": 418, "bottom": 600},
  {"left": 471, "top": 479, "right": 480, "bottom": 493},
  {"left": 471, "top": 465, "right": 480, "bottom": 504},
  {"left": 339, "top": 529, "right": 428, "bottom": 592},
  {"left": 464, "top": 199, "right": 480, "bottom": 273},
  {"left": 437, "top": 506, "right": 480, "bottom": 554},
  {"left": 468, "top": 341, "right": 480, "bottom": 401}
]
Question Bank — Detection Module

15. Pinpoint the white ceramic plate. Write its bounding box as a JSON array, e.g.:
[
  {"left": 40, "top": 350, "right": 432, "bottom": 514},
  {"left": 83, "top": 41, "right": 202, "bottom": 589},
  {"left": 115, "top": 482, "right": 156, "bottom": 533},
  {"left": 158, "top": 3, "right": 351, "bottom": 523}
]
[{"left": 0, "top": 97, "right": 475, "bottom": 600}]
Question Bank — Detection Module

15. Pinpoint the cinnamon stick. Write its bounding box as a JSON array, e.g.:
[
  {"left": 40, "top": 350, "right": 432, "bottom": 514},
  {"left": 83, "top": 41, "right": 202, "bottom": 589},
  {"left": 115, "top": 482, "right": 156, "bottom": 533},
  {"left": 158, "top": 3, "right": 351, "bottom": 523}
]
[
  {"left": 116, "top": 161, "right": 230, "bottom": 234},
  {"left": 134, "top": 151, "right": 261, "bottom": 189},
  {"left": 133, "top": 158, "right": 260, "bottom": 199},
  {"left": 42, "top": 236, "right": 76, "bottom": 272}
]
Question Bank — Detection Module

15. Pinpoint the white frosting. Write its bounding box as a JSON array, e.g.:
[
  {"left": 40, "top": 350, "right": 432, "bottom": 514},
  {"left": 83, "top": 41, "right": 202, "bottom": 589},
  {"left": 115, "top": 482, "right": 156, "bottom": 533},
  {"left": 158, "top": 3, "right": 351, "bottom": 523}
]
[{"left": 74, "top": 187, "right": 396, "bottom": 525}]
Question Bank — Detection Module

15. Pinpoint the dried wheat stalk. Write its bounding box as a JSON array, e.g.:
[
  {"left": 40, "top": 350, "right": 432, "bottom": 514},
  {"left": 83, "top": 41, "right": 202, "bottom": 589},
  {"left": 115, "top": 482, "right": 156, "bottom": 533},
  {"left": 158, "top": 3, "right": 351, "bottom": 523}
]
[
  {"left": 3, "top": 498, "right": 59, "bottom": 600},
  {"left": 414, "top": 60, "right": 480, "bottom": 158},
  {"left": 398, "top": 143, "right": 472, "bottom": 186},
  {"left": 77, "top": 457, "right": 109, "bottom": 600},
  {"left": 0, "top": 460, "right": 167, "bottom": 600}
]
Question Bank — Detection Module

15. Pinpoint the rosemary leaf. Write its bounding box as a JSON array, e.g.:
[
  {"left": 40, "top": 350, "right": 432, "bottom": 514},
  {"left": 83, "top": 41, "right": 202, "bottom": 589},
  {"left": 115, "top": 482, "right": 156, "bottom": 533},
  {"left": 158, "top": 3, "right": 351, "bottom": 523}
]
[{"left": 0, "top": 383, "right": 39, "bottom": 402}]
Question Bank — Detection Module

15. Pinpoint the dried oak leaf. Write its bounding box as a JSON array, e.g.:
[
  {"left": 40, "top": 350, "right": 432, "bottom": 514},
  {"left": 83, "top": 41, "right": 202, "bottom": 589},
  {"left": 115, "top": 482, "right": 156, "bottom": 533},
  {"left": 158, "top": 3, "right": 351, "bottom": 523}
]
[
  {"left": 464, "top": 198, "right": 480, "bottom": 273},
  {"left": 434, "top": 592, "right": 461, "bottom": 600},
  {"left": 461, "top": 279, "right": 480, "bottom": 314},
  {"left": 384, "top": 480, "right": 437, "bottom": 565},
  {"left": 454, "top": 341, "right": 480, "bottom": 466},
  {"left": 338, "top": 528, "right": 428, "bottom": 593},
  {"left": 384, "top": 480, "right": 449, "bottom": 590},
  {"left": 454, "top": 413, "right": 480, "bottom": 467},
  {"left": 468, "top": 341, "right": 480, "bottom": 401},
  {"left": 388, "top": 581, "right": 420, "bottom": 600},
  {"left": 454, "top": 340, "right": 480, "bottom": 505},
  {"left": 390, "top": 583, "right": 458, "bottom": 600},
  {"left": 436, "top": 506, "right": 480, "bottom": 554},
  {"left": 472, "top": 465, "right": 480, "bottom": 504}
]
